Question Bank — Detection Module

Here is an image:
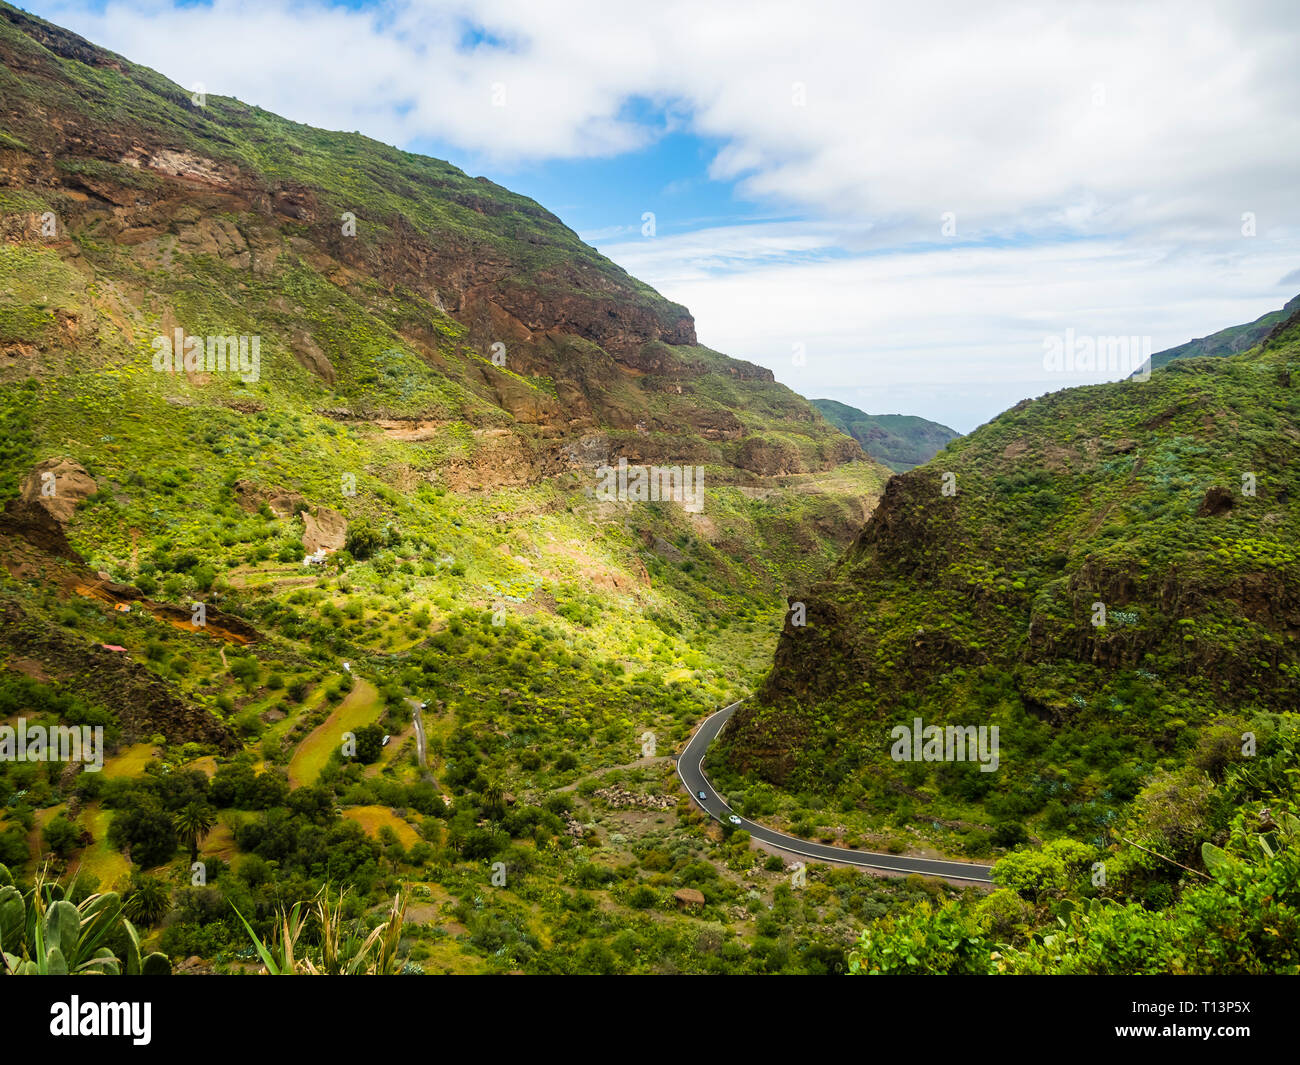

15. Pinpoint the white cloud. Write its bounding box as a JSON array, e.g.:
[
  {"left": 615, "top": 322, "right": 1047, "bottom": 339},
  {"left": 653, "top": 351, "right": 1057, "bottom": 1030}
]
[
  {"left": 606, "top": 228, "right": 1300, "bottom": 431},
  {"left": 584, "top": 220, "right": 843, "bottom": 278},
  {"left": 40, "top": 0, "right": 1300, "bottom": 235},
  {"left": 30, "top": 0, "right": 1300, "bottom": 428}
]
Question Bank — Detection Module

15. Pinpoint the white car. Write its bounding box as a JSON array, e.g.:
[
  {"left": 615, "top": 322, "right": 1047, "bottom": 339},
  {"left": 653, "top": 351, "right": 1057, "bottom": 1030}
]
[
  {"left": 381, "top": 734, "right": 391, "bottom": 747},
  {"left": 728, "top": 815, "right": 742, "bottom": 825},
  {"left": 697, "top": 790, "right": 708, "bottom": 801}
]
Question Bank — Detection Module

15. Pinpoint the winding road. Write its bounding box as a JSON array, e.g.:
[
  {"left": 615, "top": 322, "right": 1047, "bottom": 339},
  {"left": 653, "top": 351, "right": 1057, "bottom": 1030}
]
[{"left": 676, "top": 701, "right": 994, "bottom": 885}]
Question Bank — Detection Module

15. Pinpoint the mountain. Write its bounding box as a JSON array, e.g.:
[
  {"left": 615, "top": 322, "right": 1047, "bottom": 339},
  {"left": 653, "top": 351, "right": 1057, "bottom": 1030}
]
[
  {"left": 1145, "top": 293, "right": 1300, "bottom": 372},
  {"left": 0, "top": 2, "right": 869, "bottom": 482},
  {"left": 0, "top": 3, "right": 895, "bottom": 975},
  {"left": 812, "top": 400, "right": 959, "bottom": 471},
  {"left": 717, "top": 305, "right": 1300, "bottom": 854},
  {"left": 8, "top": 2, "right": 1294, "bottom": 981},
  {"left": 0, "top": 0, "right": 890, "bottom": 754}
]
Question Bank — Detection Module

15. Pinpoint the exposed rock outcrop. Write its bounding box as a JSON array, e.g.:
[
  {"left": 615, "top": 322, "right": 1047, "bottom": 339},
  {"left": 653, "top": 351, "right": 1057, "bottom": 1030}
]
[
  {"left": 302, "top": 506, "right": 347, "bottom": 554},
  {"left": 21, "top": 459, "right": 96, "bottom": 523}
]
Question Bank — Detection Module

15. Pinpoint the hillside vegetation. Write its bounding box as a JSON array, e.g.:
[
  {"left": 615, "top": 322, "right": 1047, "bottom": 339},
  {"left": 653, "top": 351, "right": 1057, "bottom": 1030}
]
[
  {"left": 1146, "top": 293, "right": 1300, "bottom": 372},
  {"left": 2, "top": 1, "right": 1295, "bottom": 978},
  {"left": 0, "top": 2, "right": 900, "bottom": 975},
  {"left": 719, "top": 309, "right": 1300, "bottom": 867},
  {"left": 812, "top": 400, "right": 959, "bottom": 471}
]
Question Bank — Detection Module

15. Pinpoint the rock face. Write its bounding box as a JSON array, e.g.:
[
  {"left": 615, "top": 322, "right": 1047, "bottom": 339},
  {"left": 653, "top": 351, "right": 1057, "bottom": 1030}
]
[
  {"left": 0, "top": 497, "right": 80, "bottom": 558},
  {"left": 1197, "top": 485, "right": 1234, "bottom": 517},
  {"left": 232, "top": 480, "right": 306, "bottom": 519},
  {"left": 21, "top": 460, "right": 97, "bottom": 523},
  {"left": 722, "top": 307, "right": 1300, "bottom": 789},
  {"left": 0, "top": 1, "right": 878, "bottom": 483},
  {"left": 301, "top": 507, "right": 347, "bottom": 554},
  {"left": 0, "top": 597, "right": 234, "bottom": 749}
]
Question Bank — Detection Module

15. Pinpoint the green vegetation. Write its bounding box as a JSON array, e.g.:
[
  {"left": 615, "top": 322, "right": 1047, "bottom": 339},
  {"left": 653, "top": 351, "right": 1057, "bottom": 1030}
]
[
  {"left": 0, "top": 862, "right": 170, "bottom": 975},
  {"left": 813, "top": 399, "right": 960, "bottom": 471},
  {"left": 0, "top": 0, "right": 894, "bottom": 975},
  {"left": 849, "top": 725, "right": 1300, "bottom": 974},
  {"left": 723, "top": 315, "right": 1300, "bottom": 859},
  {"left": 1146, "top": 293, "right": 1300, "bottom": 372},
  {"left": 1, "top": 0, "right": 1297, "bottom": 978}
]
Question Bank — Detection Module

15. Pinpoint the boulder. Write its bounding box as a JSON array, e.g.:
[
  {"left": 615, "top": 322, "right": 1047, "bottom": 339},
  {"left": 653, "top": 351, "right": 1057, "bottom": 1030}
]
[
  {"left": 21, "top": 459, "right": 97, "bottom": 523},
  {"left": 302, "top": 506, "right": 347, "bottom": 554}
]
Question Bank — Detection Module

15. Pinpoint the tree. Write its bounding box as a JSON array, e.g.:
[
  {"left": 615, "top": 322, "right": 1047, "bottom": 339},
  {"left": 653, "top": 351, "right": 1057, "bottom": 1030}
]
[
  {"left": 229, "top": 656, "right": 262, "bottom": 692},
  {"left": 123, "top": 872, "right": 172, "bottom": 927},
  {"left": 0, "top": 825, "right": 28, "bottom": 867},
  {"left": 344, "top": 520, "right": 383, "bottom": 560},
  {"left": 109, "top": 799, "right": 178, "bottom": 868},
  {"left": 248, "top": 770, "right": 290, "bottom": 810},
  {"left": 173, "top": 802, "right": 216, "bottom": 864},
  {"left": 42, "top": 815, "right": 81, "bottom": 859},
  {"left": 352, "top": 725, "right": 385, "bottom": 764},
  {"left": 210, "top": 761, "right": 257, "bottom": 807}
]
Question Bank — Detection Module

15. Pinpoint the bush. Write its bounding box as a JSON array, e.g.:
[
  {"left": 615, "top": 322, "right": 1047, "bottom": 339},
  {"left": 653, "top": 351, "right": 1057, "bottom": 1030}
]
[
  {"left": 627, "top": 885, "right": 657, "bottom": 909},
  {"left": 0, "top": 824, "right": 28, "bottom": 866},
  {"left": 345, "top": 520, "right": 384, "bottom": 560},
  {"left": 42, "top": 814, "right": 81, "bottom": 858}
]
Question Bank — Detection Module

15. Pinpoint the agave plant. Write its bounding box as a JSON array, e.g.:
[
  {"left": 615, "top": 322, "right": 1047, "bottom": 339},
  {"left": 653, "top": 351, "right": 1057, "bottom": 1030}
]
[
  {"left": 0, "top": 862, "right": 171, "bottom": 976},
  {"left": 316, "top": 887, "right": 407, "bottom": 975},
  {"left": 231, "top": 895, "right": 311, "bottom": 975},
  {"left": 233, "top": 886, "right": 408, "bottom": 975}
]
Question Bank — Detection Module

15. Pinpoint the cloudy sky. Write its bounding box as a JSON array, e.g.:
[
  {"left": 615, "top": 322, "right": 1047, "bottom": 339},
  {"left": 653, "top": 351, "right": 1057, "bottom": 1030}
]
[{"left": 27, "top": 0, "right": 1300, "bottom": 432}]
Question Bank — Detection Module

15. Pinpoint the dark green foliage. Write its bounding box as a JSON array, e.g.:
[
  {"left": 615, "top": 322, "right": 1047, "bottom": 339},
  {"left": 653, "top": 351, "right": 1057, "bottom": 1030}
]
[{"left": 813, "top": 399, "right": 960, "bottom": 471}]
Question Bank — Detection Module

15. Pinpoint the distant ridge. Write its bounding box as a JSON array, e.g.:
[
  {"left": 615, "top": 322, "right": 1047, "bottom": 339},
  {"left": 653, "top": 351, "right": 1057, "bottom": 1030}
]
[
  {"left": 1145, "top": 293, "right": 1300, "bottom": 372},
  {"left": 811, "top": 400, "right": 959, "bottom": 472}
]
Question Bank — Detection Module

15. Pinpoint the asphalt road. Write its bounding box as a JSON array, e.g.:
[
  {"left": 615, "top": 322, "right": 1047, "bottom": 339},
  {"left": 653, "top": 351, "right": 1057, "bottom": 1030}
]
[
  {"left": 676, "top": 701, "right": 994, "bottom": 885},
  {"left": 404, "top": 697, "right": 429, "bottom": 773}
]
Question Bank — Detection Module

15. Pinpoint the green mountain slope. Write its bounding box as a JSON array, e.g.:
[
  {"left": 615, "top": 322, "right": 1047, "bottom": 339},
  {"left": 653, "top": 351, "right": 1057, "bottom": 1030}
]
[
  {"left": 718, "top": 308, "right": 1300, "bottom": 857},
  {"left": 812, "top": 400, "right": 959, "bottom": 471},
  {"left": 0, "top": 3, "right": 899, "bottom": 975},
  {"left": 1146, "top": 293, "right": 1300, "bottom": 372},
  {"left": 0, "top": 1, "right": 867, "bottom": 479}
]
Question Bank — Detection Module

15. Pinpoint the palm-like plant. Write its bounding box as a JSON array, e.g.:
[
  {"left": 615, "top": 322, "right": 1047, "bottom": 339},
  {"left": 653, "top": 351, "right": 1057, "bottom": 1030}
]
[
  {"left": 172, "top": 802, "right": 216, "bottom": 865},
  {"left": 122, "top": 872, "right": 172, "bottom": 928}
]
